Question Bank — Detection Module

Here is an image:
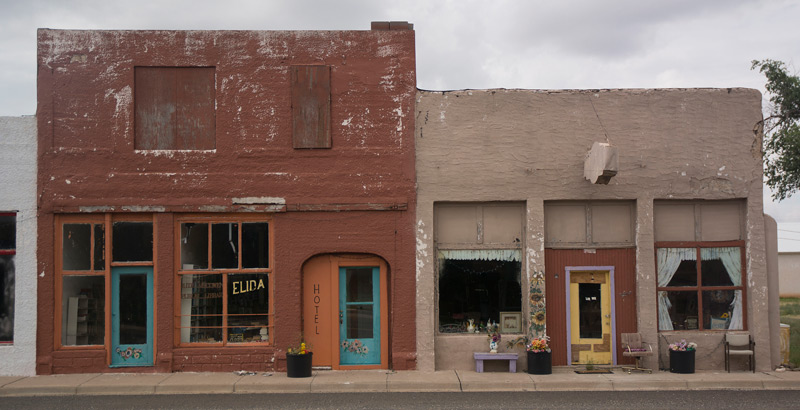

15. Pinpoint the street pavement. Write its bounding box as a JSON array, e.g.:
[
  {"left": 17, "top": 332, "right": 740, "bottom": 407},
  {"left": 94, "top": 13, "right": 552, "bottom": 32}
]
[{"left": 0, "top": 366, "right": 799, "bottom": 396}]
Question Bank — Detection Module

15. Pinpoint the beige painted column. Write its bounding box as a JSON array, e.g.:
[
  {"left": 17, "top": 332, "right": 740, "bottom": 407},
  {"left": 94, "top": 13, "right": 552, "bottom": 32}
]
[
  {"left": 634, "top": 197, "right": 658, "bottom": 369},
  {"left": 526, "top": 198, "right": 546, "bottom": 337},
  {"left": 415, "top": 199, "right": 436, "bottom": 371}
]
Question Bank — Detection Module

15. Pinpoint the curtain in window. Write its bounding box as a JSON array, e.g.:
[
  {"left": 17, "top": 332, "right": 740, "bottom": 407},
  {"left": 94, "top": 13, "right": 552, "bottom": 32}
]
[
  {"left": 437, "top": 249, "right": 521, "bottom": 262},
  {"left": 701, "top": 247, "right": 742, "bottom": 330},
  {"left": 657, "top": 248, "right": 695, "bottom": 330}
]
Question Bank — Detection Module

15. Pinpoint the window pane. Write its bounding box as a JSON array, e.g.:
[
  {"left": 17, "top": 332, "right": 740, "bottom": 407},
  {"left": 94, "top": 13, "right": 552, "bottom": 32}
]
[
  {"left": 227, "top": 273, "right": 269, "bottom": 343},
  {"left": 701, "top": 259, "right": 734, "bottom": 286},
  {"left": 438, "top": 257, "right": 522, "bottom": 333},
  {"left": 0, "top": 255, "right": 14, "bottom": 342},
  {"left": 119, "top": 274, "right": 148, "bottom": 344},
  {"left": 347, "top": 305, "right": 373, "bottom": 339},
  {"left": 662, "top": 291, "right": 698, "bottom": 330},
  {"left": 666, "top": 260, "right": 697, "bottom": 286},
  {"left": 211, "top": 223, "right": 238, "bottom": 269},
  {"left": 62, "top": 276, "right": 105, "bottom": 346},
  {"left": 63, "top": 224, "right": 91, "bottom": 270},
  {"left": 703, "top": 290, "right": 737, "bottom": 329},
  {"left": 180, "top": 223, "right": 208, "bottom": 270},
  {"left": 346, "top": 268, "right": 373, "bottom": 303},
  {"left": 0, "top": 215, "right": 15, "bottom": 249},
  {"left": 179, "top": 274, "right": 222, "bottom": 343},
  {"left": 93, "top": 224, "right": 105, "bottom": 271},
  {"left": 578, "top": 283, "right": 602, "bottom": 338},
  {"left": 242, "top": 223, "right": 269, "bottom": 269},
  {"left": 112, "top": 222, "right": 153, "bottom": 262}
]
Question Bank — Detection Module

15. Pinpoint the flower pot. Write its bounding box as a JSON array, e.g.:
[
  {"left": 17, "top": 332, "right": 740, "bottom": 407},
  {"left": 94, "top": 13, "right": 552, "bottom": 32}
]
[
  {"left": 669, "top": 349, "right": 695, "bottom": 374},
  {"left": 286, "top": 352, "right": 313, "bottom": 378},
  {"left": 527, "top": 351, "right": 552, "bottom": 375}
]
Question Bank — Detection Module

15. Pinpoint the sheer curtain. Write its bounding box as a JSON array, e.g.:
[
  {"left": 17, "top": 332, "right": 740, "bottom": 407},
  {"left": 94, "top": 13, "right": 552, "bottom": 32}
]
[
  {"left": 701, "top": 247, "right": 743, "bottom": 330},
  {"left": 657, "top": 248, "right": 696, "bottom": 330}
]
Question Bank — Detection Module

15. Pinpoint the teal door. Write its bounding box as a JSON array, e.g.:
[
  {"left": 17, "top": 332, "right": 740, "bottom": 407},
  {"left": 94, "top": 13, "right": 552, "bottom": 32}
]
[
  {"left": 339, "top": 266, "right": 380, "bottom": 365},
  {"left": 111, "top": 266, "right": 153, "bottom": 367}
]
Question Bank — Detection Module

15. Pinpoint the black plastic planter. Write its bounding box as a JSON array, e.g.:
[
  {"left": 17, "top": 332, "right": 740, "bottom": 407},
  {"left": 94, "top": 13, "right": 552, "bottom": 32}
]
[
  {"left": 527, "top": 351, "right": 552, "bottom": 375},
  {"left": 669, "top": 349, "right": 695, "bottom": 374},
  {"left": 286, "top": 352, "right": 313, "bottom": 378}
]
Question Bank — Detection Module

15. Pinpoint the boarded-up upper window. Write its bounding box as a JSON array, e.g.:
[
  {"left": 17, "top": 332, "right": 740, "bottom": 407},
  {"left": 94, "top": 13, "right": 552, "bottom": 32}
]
[
  {"left": 654, "top": 200, "right": 744, "bottom": 242},
  {"left": 435, "top": 203, "right": 524, "bottom": 247},
  {"left": 134, "top": 67, "right": 215, "bottom": 150},
  {"left": 544, "top": 201, "right": 634, "bottom": 248},
  {"left": 292, "top": 65, "right": 331, "bottom": 149}
]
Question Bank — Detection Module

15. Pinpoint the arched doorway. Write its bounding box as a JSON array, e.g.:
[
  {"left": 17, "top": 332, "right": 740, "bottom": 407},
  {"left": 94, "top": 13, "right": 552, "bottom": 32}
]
[{"left": 302, "top": 254, "right": 389, "bottom": 369}]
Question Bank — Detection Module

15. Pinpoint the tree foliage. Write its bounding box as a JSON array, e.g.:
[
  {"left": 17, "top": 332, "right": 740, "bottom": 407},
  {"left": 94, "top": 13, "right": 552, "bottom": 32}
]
[{"left": 752, "top": 59, "right": 800, "bottom": 200}]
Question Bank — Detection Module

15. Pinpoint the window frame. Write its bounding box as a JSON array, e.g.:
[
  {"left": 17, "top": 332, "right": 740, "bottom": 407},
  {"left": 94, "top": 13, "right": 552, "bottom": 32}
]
[
  {"left": 0, "top": 212, "right": 16, "bottom": 344},
  {"left": 655, "top": 240, "right": 747, "bottom": 332},
  {"left": 54, "top": 213, "right": 156, "bottom": 353},
  {"left": 173, "top": 214, "right": 274, "bottom": 347}
]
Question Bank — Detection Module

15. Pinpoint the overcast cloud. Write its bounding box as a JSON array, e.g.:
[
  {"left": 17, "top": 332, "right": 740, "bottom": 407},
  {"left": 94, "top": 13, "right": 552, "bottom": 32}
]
[{"left": 2, "top": 0, "right": 800, "bottom": 242}]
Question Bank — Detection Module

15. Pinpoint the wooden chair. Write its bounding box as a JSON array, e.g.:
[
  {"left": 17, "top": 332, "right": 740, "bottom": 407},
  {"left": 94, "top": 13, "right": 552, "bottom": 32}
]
[
  {"left": 725, "top": 334, "right": 755, "bottom": 372},
  {"left": 621, "top": 333, "right": 653, "bottom": 374}
]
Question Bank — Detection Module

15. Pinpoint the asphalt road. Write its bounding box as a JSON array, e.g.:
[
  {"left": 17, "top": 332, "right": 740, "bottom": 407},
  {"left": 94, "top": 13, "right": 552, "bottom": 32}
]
[{"left": 2, "top": 391, "right": 800, "bottom": 409}]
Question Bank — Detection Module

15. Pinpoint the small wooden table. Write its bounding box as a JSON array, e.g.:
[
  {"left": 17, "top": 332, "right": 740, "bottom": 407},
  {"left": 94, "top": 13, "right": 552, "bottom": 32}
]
[{"left": 473, "top": 352, "right": 519, "bottom": 373}]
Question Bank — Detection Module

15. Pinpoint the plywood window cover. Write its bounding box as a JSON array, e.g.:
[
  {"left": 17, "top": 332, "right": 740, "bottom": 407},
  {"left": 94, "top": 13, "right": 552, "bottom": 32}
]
[
  {"left": 655, "top": 240, "right": 747, "bottom": 332},
  {"left": 544, "top": 201, "right": 635, "bottom": 249},
  {"left": 653, "top": 200, "right": 745, "bottom": 242},
  {"left": 54, "top": 213, "right": 157, "bottom": 368},
  {"left": 292, "top": 65, "right": 331, "bottom": 149},
  {"left": 174, "top": 214, "right": 274, "bottom": 347},
  {"left": 134, "top": 67, "right": 216, "bottom": 151},
  {"left": 434, "top": 203, "right": 525, "bottom": 248}
]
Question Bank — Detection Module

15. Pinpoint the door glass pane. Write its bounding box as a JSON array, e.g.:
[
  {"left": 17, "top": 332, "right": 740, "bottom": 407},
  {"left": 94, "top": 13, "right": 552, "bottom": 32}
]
[
  {"left": 93, "top": 224, "right": 105, "bottom": 271},
  {"left": 345, "top": 268, "right": 373, "bottom": 303},
  {"left": 179, "top": 274, "right": 222, "bottom": 343},
  {"left": 578, "top": 283, "right": 602, "bottom": 339},
  {"left": 63, "top": 224, "right": 91, "bottom": 270},
  {"left": 119, "top": 274, "right": 147, "bottom": 344},
  {"left": 180, "top": 223, "right": 208, "bottom": 270},
  {"left": 227, "top": 273, "right": 269, "bottom": 343},
  {"left": 112, "top": 222, "right": 153, "bottom": 262},
  {"left": 347, "top": 305, "right": 373, "bottom": 339},
  {"left": 242, "top": 223, "right": 269, "bottom": 269},
  {"left": 211, "top": 223, "right": 238, "bottom": 269},
  {"left": 61, "top": 275, "right": 105, "bottom": 345}
]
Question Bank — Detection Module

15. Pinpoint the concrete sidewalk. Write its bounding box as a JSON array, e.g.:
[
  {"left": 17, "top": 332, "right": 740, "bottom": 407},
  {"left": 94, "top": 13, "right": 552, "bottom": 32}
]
[{"left": 1, "top": 367, "right": 799, "bottom": 396}]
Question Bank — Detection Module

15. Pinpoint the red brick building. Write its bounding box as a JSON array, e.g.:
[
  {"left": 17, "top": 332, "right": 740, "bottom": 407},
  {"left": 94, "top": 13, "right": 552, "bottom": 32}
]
[{"left": 36, "top": 22, "right": 417, "bottom": 374}]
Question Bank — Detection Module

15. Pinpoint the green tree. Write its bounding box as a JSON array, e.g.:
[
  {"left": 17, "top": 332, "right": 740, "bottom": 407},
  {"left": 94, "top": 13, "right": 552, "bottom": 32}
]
[{"left": 752, "top": 59, "right": 800, "bottom": 200}]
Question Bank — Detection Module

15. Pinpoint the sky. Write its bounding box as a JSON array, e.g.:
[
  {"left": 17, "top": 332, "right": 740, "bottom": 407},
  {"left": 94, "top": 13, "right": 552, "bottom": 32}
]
[{"left": 2, "top": 0, "right": 800, "bottom": 249}]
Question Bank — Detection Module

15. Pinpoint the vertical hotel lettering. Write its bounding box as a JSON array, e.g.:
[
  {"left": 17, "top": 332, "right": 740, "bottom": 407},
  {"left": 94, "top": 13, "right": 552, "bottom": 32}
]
[{"left": 314, "top": 283, "right": 321, "bottom": 335}]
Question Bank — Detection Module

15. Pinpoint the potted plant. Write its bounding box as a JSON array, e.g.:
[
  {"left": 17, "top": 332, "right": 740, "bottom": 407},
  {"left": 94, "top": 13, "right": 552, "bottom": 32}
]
[
  {"left": 668, "top": 339, "right": 697, "bottom": 374},
  {"left": 286, "top": 341, "right": 313, "bottom": 378},
  {"left": 526, "top": 336, "right": 552, "bottom": 375},
  {"left": 487, "top": 321, "right": 501, "bottom": 353},
  {"left": 507, "top": 335, "right": 552, "bottom": 375}
]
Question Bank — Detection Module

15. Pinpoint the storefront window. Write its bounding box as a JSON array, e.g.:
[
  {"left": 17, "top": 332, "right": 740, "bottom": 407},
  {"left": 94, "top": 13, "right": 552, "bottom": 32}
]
[
  {"left": 657, "top": 246, "right": 745, "bottom": 331},
  {"left": 61, "top": 275, "right": 105, "bottom": 346},
  {"left": 0, "top": 213, "right": 15, "bottom": 343},
  {"left": 56, "top": 215, "right": 154, "bottom": 350},
  {"left": 437, "top": 250, "right": 522, "bottom": 333},
  {"left": 178, "top": 219, "right": 272, "bottom": 345}
]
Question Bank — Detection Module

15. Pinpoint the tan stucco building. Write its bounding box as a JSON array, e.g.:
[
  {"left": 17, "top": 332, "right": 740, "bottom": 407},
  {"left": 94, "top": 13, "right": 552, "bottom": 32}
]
[{"left": 415, "top": 88, "right": 780, "bottom": 372}]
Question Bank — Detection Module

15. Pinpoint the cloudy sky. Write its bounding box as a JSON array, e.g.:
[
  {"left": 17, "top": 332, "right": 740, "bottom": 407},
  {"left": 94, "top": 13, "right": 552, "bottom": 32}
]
[{"left": 2, "top": 0, "right": 800, "bottom": 249}]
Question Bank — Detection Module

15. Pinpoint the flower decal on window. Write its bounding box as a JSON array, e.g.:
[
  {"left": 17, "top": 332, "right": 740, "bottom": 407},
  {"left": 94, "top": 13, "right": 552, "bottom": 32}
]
[
  {"left": 341, "top": 340, "right": 369, "bottom": 356},
  {"left": 116, "top": 346, "right": 143, "bottom": 360}
]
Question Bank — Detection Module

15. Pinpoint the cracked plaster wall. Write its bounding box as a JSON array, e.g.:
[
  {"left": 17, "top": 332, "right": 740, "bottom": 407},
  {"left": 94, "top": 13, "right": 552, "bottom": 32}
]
[{"left": 415, "top": 88, "right": 770, "bottom": 371}]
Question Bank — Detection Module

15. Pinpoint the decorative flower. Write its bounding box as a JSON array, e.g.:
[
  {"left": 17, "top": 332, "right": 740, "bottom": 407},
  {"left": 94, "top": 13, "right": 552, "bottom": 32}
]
[
  {"left": 527, "top": 336, "right": 551, "bottom": 353},
  {"left": 668, "top": 339, "right": 697, "bottom": 351},
  {"left": 533, "top": 311, "right": 546, "bottom": 326}
]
